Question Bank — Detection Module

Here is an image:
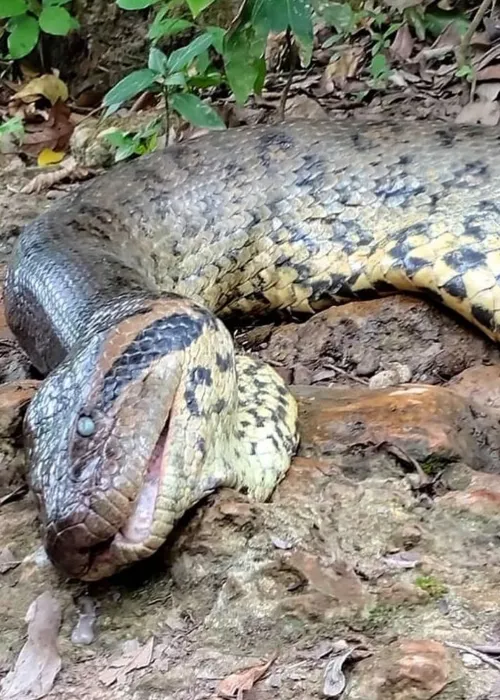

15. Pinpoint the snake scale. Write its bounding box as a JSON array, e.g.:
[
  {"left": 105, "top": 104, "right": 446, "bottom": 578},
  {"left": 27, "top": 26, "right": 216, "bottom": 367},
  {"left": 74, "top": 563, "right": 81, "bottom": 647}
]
[{"left": 6, "top": 118, "right": 500, "bottom": 580}]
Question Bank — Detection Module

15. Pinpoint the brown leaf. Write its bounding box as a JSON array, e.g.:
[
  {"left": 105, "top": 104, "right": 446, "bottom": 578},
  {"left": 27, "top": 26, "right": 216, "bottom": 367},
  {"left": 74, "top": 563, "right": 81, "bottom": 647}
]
[
  {"left": 318, "top": 47, "right": 364, "bottom": 94},
  {"left": 99, "top": 637, "right": 154, "bottom": 687},
  {"left": 391, "top": 24, "right": 414, "bottom": 61},
  {"left": 1, "top": 591, "right": 62, "bottom": 699},
  {"left": 476, "top": 63, "right": 500, "bottom": 81},
  {"left": 455, "top": 100, "right": 500, "bottom": 126},
  {"left": 216, "top": 653, "right": 277, "bottom": 700},
  {"left": 21, "top": 103, "right": 74, "bottom": 157}
]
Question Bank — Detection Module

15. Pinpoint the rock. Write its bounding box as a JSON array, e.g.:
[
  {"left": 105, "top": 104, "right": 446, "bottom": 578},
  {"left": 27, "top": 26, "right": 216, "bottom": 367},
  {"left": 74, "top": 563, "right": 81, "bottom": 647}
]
[
  {"left": 347, "top": 639, "right": 451, "bottom": 700},
  {"left": 292, "top": 384, "right": 500, "bottom": 477}
]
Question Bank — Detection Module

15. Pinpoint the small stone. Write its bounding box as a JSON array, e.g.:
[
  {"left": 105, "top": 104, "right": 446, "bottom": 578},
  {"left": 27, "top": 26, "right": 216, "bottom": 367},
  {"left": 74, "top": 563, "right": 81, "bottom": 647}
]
[{"left": 461, "top": 652, "right": 482, "bottom": 668}]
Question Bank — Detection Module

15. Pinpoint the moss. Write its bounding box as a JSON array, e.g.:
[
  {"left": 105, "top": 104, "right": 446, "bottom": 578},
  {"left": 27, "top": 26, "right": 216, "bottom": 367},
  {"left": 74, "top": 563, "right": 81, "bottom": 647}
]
[
  {"left": 420, "top": 454, "right": 453, "bottom": 475},
  {"left": 414, "top": 575, "right": 448, "bottom": 599}
]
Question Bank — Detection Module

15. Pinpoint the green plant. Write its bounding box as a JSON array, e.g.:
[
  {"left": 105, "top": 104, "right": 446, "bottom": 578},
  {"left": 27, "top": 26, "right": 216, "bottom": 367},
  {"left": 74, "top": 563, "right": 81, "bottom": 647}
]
[
  {"left": 415, "top": 575, "right": 448, "bottom": 599},
  {"left": 0, "top": 0, "right": 79, "bottom": 59},
  {"left": 0, "top": 115, "right": 24, "bottom": 138},
  {"left": 105, "top": 0, "right": 315, "bottom": 131},
  {"left": 102, "top": 118, "right": 164, "bottom": 162}
]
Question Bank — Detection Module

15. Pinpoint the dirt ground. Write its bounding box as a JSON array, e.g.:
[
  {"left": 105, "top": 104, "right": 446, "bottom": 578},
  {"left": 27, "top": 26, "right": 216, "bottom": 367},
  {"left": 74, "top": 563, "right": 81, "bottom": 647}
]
[{"left": 4, "top": 134, "right": 500, "bottom": 700}]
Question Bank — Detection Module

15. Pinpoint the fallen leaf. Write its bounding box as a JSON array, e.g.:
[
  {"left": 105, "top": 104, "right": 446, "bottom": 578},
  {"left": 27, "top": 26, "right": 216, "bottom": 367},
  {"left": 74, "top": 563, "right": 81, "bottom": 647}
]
[
  {"left": 476, "top": 64, "right": 500, "bottom": 81},
  {"left": 455, "top": 99, "right": 500, "bottom": 125},
  {"left": 37, "top": 149, "right": 65, "bottom": 167},
  {"left": 13, "top": 74, "right": 69, "bottom": 107},
  {"left": 391, "top": 24, "right": 414, "bottom": 61},
  {"left": 22, "top": 102, "right": 74, "bottom": 157},
  {"left": 0, "top": 546, "right": 20, "bottom": 573},
  {"left": 216, "top": 653, "right": 277, "bottom": 700},
  {"left": 318, "top": 47, "right": 364, "bottom": 94},
  {"left": 323, "top": 640, "right": 357, "bottom": 698},
  {"left": 99, "top": 637, "right": 154, "bottom": 687},
  {"left": 1, "top": 591, "right": 62, "bottom": 699},
  {"left": 21, "top": 157, "right": 92, "bottom": 194}
]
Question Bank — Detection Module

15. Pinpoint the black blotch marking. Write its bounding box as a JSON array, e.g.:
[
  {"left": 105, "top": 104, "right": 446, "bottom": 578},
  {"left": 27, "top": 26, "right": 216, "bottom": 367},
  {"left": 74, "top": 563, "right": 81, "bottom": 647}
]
[
  {"left": 441, "top": 275, "right": 467, "bottom": 300},
  {"left": 184, "top": 386, "right": 200, "bottom": 416},
  {"left": 405, "top": 256, "right": 429, "bottom": 277},
  {"left": 190, "top": 366, "right": 213, "bottom": 386},
  {"left": 99, "top": 311, "right": 212, "bottom": 410},
  {"left": 399, "top": 154, "right": 412, "bottom": 166},
  {"left": 472, "top": 303, "right": 495, "bottom": 331},
  {"left": 372, "top": 279, "right": 396, "bottom": 293},
  {"left": 452, "top": 160, "right": 490, "bottom": 188},
  {"left": 374, "top": 174, "right": 425, "bottom": 206},
  {"left": 443, "top": 247, "right": 486, "bottom": 272},
  {"left": 250, "top": 442, "right": 257, "bottom": 456},
  {"left": 295, "top": 152, "right": 326, "bottom": 189}
]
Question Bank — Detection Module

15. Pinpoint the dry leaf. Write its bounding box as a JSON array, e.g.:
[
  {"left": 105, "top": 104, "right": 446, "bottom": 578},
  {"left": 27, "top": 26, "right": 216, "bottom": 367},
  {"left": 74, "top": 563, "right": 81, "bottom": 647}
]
[
  {"left": 391, "top": 24, "right": 414, "bottom": 61},
  {"left": 0, "top": 546, "right": 20, "bottom": 573},
  {"left": 323, "top": 641, "right": 356, "bottom": 697},
  {"left": 318, "top": 47, "right": 364, "bottom": 94},
  {"left": 37, "top": 149, "right": 65, "bottom": 167},
  {"left": 476, "top": 64, "right": 500, "bottom": 81},
  {"left": 1, "top": 591, "right": 62, "bottom": 699},
  {"left": 455, "top": 100, "right": 500, "bottom": 126},
  {"left": 99, "top": 637, "right": 154, "bottom": 687},
  {"left": 22, "top": 103, "right": 74, "bottom": 157},
  {"left": 21, "top": 158, "right": 93, "bottom": 194},
  {"left": 13, "top": 74, "right": 69, "bottom": 106},
  {"left": 216, "top": 653, "right": 277, "bottom": 700}
]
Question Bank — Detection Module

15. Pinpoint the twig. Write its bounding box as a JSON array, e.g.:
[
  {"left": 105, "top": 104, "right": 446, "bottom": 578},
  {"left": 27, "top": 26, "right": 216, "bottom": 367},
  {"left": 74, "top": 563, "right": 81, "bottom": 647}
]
[
  {"left": 445, "top": 641, "right": 500, "bottom": 672},
  {"left": 458, "top": 0, "right": 494, "bottom": 67},
  {"left": 0, "top": 484, "right": 28, "bottom": 507},
  {"left": 322, "top": 361, "right": 369, "bottom": 386},
  {"left": 278, "top": 28, "right": 297, "bottom": 121}
]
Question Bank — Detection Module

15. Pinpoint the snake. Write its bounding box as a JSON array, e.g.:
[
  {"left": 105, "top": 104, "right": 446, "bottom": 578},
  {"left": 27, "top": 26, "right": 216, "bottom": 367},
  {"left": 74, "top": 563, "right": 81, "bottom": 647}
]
[{"left": 5, "top": 118, "right": 500, "bottom": 581}]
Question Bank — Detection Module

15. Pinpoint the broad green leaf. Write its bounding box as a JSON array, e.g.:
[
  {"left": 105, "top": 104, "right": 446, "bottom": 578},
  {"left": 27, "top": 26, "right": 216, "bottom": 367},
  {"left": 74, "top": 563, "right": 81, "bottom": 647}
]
[
  {"left": 166, "top": 32, "right": 213, "bottom": 72},
  {"left": 116, "top": 0, "right": 157, "bottom": 8},
  {"left": 422, "top": 8, "right": 469, "bottom": 38},
  {"left": 115, "top": 143, "right": 137, "bottom": 161},
  {"left": 204, "top": 25, "right": 225, "bottom": 54},
  {"left": 0, "top": 115, "right": 24, "bottom": 137},
  {"left": 0, "top": 0, "right": 27, "bottom": 18},
  {"left": 250, "top": 0, "right": 313, "bottom": 66},
  {"left": 7, "top": 14, "right": 39, "bottom": 58},
  {"left": 148, "top": 16, "right": 192, "bottom": 41},
  {"left": 319, "top": 2, "right": 355, "bottom": 34},
  {"left": 103, "top": 68, "right": 157, "bottom": 113},
  {"left": 186, "top": 0, "right": 216, "bottom": 17},
  {"left": 170, "top": 92, "right": 225, "bottom": 129},
  {"left": 164, "top": 71, "right": 187, "bottom": 87},
  {"left": 223, "top": 24, "right": 267, "bottom": 103},
  {"left": 148, "top": 46, "right": 169, "bottom": 74},
  {"left": 370, "top": 52, "right": 388, "bottom": 79},
  {"left": 102, "top": 129, "right": 131, "bottom": 148},
  {"left": 43, "top": 0, "right": 72, "bottom": 5},
  {"left": 39, "top": 6, "right": 76, "bottom": 35},
  {"left": 187, "top": 70, "right": 223, "bottom": 89}
]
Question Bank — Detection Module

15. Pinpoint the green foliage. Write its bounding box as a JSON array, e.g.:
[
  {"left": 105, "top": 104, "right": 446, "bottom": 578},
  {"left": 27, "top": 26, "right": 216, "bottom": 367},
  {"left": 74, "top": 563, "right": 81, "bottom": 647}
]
[
  {"left": 414, "top": 575, "right": 448, "bottom": 599},
  {"left": 1, "top": 0, "right": 78, "bottom": 59},
  {"left": 0, "top": 115, "right": 24, "bottom": 138},
  {"left": 102, "top": 118, "right": 163, "bottom": 161}
]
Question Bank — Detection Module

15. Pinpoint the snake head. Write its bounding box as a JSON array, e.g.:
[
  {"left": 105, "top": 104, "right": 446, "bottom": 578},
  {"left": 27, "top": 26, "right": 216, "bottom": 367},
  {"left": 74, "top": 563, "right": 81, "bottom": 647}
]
[{"left": 24, "top": 300, "right": 234, "bottom": 580}]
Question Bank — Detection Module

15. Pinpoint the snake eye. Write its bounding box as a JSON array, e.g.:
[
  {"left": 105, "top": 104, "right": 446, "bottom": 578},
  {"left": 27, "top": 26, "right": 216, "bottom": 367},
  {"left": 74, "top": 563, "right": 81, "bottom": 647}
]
[{"left": 76, "top": 416, "right": 96, "bottom": 437}]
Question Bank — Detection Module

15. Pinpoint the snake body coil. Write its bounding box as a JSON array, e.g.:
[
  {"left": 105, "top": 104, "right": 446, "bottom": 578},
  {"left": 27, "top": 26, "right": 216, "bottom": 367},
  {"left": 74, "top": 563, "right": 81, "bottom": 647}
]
[{"left": 5, "top": 119, "right": 500, "bottom": 580}]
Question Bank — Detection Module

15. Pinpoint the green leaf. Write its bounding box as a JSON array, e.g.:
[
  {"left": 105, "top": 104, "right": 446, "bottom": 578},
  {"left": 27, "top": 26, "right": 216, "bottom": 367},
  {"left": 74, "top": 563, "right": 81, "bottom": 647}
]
[
  {"left": 422, "top": 8, "right": 469, "bottom": 38},
  {"left": 170, "top": 92, "right": 225, "bottom": 129},
  {"left": 223, "top": 24, "right": 267, "bottom": 103},
  {"left": 39, "top": 6, "right": 75, "bottom": 35},
  {"left": 204, "top": 25, "right": 225, "bottom": 54},
  {"left": 0, "top": 0, "right": 27, "bottom": 18},
  {"left": 164, "top": 71, "right": 187, "bottom": 87},
  {"left": 186, "top": 0, "right": 216, "bottom": 17},
  {"left": 43, "top": 0, "right": 72, "bottom": 5},
  {"left": 148, "top": 16, "right": 192, "bottom": 42},
  {"left": 115, "top": 143, "right": 138, "bottom": 161},
  {"left": 7, "top": 14, "right": 39, "bottom": 58},
  {"left": 0, "top": 115, "right": 24, "bottom": 137},
  {"left": 319, "top": 1, "right": 353, "bottom": 33},
  {"left": 103, "top": 68, "right": 157, "bottom": 113},
  {"left": 148, "top": 46, "right": 169, "bottom": 75},
  {"left": 250, "top": 0, "right": 313, "bottom": 66},
  {"left": 116, "top": 0, "right": 158, "bottom": 8},
  {"left": 167, "top": 32, "right": 214, "bottom": 72},
  {"left": 370, "top": 52, "right": 389, "bottom": 79}
]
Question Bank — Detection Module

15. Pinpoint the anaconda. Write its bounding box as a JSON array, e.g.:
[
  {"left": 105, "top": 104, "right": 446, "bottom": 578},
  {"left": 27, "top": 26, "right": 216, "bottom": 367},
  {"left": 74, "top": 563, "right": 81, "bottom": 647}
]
[{"left": 5, "top": 118, "right": 500, "bottom": 580}]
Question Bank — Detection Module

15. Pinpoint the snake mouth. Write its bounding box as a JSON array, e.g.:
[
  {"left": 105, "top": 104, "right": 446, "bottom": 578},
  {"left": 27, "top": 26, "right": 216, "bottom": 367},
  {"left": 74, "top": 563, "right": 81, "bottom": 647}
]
[{"left": 45, "top": 415, "right": 172, "bottom": 580}]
